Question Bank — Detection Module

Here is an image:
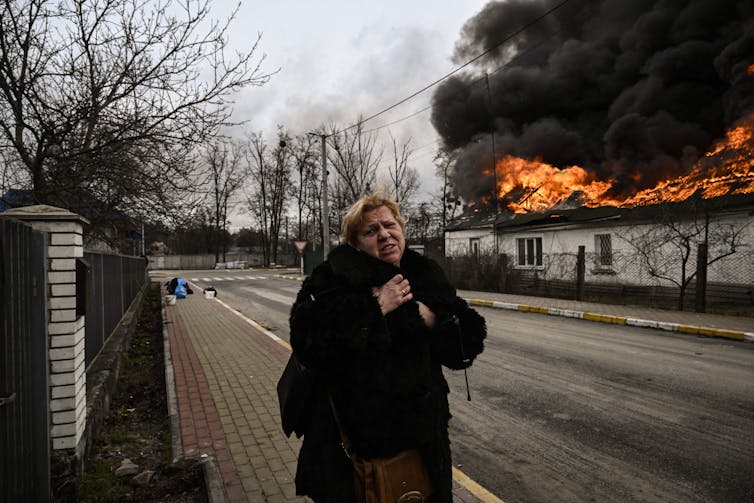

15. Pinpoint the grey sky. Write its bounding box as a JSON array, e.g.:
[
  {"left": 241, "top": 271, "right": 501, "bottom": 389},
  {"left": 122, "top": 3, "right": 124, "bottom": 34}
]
[{"left": 212, "top": 0, "right": 490, "bottom": 218}]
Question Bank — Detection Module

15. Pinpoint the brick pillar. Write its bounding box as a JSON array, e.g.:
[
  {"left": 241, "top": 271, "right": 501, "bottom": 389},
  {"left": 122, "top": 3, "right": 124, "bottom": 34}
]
[{"left": 3, "top": 205, "right": 89, "bottom": 452}]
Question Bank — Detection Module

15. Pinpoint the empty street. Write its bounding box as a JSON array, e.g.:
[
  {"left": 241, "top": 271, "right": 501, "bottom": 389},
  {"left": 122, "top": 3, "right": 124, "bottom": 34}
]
[{"left": 182, "top": 270, "right": 754, "bottom": 503}]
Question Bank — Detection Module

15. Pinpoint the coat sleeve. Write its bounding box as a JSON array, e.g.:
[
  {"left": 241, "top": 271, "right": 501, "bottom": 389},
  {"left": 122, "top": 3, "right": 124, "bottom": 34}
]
[
  {"left": 289, "top": 273, "right": 390, "bottom": 373},
  {"left": 408, "top": 256, "right": 486, "bottom": 370},
  {"left": 430, "top": 296, "right": 486, "bottom": 370}
]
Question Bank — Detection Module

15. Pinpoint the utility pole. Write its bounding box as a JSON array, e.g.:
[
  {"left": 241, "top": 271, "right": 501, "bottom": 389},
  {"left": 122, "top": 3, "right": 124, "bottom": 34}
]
[
  {"left": 485, "top": 72, "right": 498, "bottom": 213},
  {"left": 320, "top": 134, "right": 330, "bottom": 257},
  {"left": 309, "top": 133, "right": 331, "bottom": 257},
  {"left": 486, "top": 72, "right": 500, "bottom": 255}
]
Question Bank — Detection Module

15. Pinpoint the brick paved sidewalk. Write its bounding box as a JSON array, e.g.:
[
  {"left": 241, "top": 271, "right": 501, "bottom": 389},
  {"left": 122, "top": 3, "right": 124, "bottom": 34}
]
[
  {"left": 161, "top": 282, "right": 497, "bottom": 503},
  {"left": 164, "top": 287, "right": 308, "bottom": 503}
]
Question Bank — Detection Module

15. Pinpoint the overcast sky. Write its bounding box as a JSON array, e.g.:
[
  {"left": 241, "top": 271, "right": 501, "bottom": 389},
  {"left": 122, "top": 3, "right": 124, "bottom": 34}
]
[{"left": 211, "top": 0, "right": 491, "bottom": 227}]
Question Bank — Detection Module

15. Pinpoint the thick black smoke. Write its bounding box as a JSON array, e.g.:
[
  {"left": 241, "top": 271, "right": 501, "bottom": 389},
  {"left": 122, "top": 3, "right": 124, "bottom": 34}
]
[{"left": 431, "top": 0, "right": 754, "bottom": 206}]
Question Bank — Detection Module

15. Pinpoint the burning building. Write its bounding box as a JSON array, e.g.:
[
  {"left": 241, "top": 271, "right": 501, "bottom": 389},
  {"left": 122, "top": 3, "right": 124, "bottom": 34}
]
[
  {"left": 438, "top": 0, "right": 754, "bottom": 309},
  {"left": 432, "top": 0, "right": 754, "bottom": 212}
]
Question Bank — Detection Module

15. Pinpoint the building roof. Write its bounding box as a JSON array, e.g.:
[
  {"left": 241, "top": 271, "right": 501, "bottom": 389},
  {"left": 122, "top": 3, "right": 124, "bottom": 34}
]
[
  {"left": 444, "top": 210, "right": 499, "bottom": 231},
  {"left": 445, "top": 192, "right": 754, "bottom": 233},
  {"left": 494, "top": 193, "right": 754, "bottom": 232},
  {"left": 0, "top": 189, "right": 35, "bottom": 212}
]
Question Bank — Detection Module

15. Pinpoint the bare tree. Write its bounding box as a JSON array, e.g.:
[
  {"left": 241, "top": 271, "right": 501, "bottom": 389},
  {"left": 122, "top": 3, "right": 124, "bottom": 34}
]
[
  {"left": 0, "top": 0, "right": 273, "bottom": 235},
  {"left": 323, "top": 120, "right": 382, "bottom": 237},
  {"left": 269, "top": 131, "right": 292, "bottom": 264},
  {"left": 386, "top": 133, "right": 419, "bottom": 206},
  {"left": 203, "top": 140, "right": 246, "bottom": 263},
  {"left": 245, "top": 130, "right": 291, "bottom": 266},
  {"left": 288, "top": 134, "right": 319, "bottom": 243},
  {"left": 424, "top": 147, "right": 462, "bottom": 255},
  {"left": 246, "top": 132, "right": 272, "bottom": 266},
  {"left": 434, "top": 148, "right": 461, "bottom": 232},
  {"left": 618, "top": 197, "right": 749, "bottom": 310},
  {"left": 404, "top": 202, "right": 433, "bottom": 243}
]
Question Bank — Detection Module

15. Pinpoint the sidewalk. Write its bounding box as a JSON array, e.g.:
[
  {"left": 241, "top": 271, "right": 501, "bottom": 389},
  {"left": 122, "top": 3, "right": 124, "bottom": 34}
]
[
  {"left": 158, "top": 273, "right": 752, "bottom": 503},
  {"left": 158, "top": 277, "right": 497, "bottom": 503}
]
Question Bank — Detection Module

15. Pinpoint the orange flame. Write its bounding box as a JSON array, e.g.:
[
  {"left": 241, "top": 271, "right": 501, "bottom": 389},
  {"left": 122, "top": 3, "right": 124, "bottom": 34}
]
[
  {"left": 617, "top": 116, "right": 754, "bottom": 206},
  {"left": 494, "top": 157, "right": 612, "bottom": 213},
  {"left": 491, "top": 113, "right": 754, "bottom": 212}
]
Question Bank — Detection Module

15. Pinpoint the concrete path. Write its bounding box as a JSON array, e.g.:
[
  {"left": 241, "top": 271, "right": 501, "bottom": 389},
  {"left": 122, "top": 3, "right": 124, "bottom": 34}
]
[{"left": 157, "top": 272, "right": 752, "bottom": 502}]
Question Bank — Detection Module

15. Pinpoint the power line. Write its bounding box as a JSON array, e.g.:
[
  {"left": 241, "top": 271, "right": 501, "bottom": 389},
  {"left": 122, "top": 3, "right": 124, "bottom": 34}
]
[
  {"left": 345, "top": 0, "right": 576, "bottom": 146},
  {"left": 336, "top": 0, "right": 575, "bottom": 135},
  {"left": 361, "top": 104, "right": 432, "bottom": 135}
]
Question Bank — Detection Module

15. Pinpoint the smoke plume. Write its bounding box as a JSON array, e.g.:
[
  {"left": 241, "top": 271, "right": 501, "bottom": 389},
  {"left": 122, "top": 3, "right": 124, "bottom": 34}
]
[{"left": 431, "top": 0, "right": 754, "bottom": 207}]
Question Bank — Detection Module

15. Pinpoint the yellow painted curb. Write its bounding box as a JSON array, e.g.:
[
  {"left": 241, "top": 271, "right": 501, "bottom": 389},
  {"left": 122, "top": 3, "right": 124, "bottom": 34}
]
[
  {"left": 460, "top": 295, "right": 750, "bottom": 343},
  {"left": 452, "top": 467, "right": 505, "bottom": 503},
  {"left": 583, "top": 312, "right": 628, "bottom": 325},
  {"left": 677, "top": 324, "right": 745, "bottom": 340},
  {"left": 518, "top": 305, "right": 549, "bottom": 314},
  {"left": 468, "top": 299, "right": 495, "bottom": 307}
]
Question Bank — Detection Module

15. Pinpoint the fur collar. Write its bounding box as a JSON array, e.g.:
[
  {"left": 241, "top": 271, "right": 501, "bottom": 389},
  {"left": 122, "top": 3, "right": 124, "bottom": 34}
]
[
  {"left": 324, "top": 244, "right": 456, "bottom": 308},
  {"left": 327, "top": 244, "right": 399, "bottom": 287}
]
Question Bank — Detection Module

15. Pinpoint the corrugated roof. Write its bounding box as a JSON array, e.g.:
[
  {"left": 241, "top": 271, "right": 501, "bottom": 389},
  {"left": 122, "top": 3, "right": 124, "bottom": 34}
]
[
  {"left": 495, "top": 193, "right": 754, "bottom": 231},
  {"left": 444, "top": 211, "right": 499, "bottom": 230},
  {"left": 444, "top": 193, "right": 754, "bottom": 233}
]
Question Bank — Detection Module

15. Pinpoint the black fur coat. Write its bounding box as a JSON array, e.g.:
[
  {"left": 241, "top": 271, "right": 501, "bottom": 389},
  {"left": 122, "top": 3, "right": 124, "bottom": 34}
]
[{"left": 289, "top": 245, "right": 486, "bottom": 503}]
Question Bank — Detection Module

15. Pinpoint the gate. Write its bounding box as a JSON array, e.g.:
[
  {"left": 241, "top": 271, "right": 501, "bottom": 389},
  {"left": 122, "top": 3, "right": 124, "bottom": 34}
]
[{"left": 0, "top": 218, "right": 51, "bottom": 502}]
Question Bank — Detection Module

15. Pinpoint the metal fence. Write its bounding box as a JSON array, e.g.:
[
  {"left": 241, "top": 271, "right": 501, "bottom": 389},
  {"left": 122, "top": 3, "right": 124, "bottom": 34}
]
[
  {"left": 147, "top": 252, "right": 297, "bottom": 270},
  {"left": 439, "top": 248, "right": 754, "bottom": 315},
  {"left": 84, "top": 253, "right": 148, "bottom": 369},
  {"left": 0, "top": 218, "right": 51, "bottom": 503}
]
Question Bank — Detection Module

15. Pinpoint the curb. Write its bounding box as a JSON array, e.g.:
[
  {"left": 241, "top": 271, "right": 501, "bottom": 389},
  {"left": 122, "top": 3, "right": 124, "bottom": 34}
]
[
  {"left": 271, "top": 275, "right": 752, "bottom": 343},
  {"left": 464, "top": 298, "right": 754, "bottom": 343},
  {"left": 201, "top": 456, "right": 227, "bottom": 503},
  {"left": 161, "top": 299, "right": 183, "bottom": 463}
]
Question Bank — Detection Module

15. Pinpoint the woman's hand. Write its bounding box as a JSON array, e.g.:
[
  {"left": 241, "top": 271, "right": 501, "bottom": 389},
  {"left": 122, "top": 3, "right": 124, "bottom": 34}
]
[
  {"left": 372, "top": 274, "right": 412, "bottom": 315},
  {"left": 416, "top": 301, "right": 436, "bottom": 328}
]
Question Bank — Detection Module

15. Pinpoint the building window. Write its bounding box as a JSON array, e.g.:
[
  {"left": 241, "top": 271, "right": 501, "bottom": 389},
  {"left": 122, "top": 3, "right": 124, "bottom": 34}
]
[
  {"left": 595, "top": 234, "right": 612, "bottom": 268},
  {"left": 516, "top": 237, "right": 542, "bottom": 267},
  {"left": 469, "top": 238, "right": 480, "bottom": 257}
]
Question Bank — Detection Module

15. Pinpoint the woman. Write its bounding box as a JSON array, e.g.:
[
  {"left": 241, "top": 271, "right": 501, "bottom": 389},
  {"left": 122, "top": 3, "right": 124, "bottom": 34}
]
[{"left": 289, "top": 193, "right": 486, "bottom": 502}]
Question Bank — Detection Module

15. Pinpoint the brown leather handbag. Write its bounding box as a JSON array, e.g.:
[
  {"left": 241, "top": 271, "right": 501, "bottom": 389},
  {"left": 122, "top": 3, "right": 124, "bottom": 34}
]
[{"left": 329, "top": 396, "right": 434, "bottom": 503}]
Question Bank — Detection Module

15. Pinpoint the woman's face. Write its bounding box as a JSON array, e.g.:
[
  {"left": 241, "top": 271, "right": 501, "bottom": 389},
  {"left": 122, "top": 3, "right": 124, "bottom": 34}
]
[{"left": 355, "top": 206, "right": 405, "bottom": 266}]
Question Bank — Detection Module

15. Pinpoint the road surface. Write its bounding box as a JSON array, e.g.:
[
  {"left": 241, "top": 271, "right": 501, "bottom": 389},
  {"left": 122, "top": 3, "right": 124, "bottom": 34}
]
[{"left": 179, "top": 270, "right": 754, "bottom": 503}]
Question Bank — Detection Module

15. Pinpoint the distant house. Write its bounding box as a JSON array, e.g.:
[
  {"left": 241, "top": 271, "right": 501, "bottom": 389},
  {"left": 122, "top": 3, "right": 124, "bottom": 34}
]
[
  {"left": 1, "top": 188, "right": 140, "bottom": 255},
  {"left": 444, "top": 211, "right": 499, "bottom": 257},
  {"left": 445, "top": 194, "right": 754, "bottom": 304},
  {"left": 0, "top": 188, "right": 35, "bottom": 212}
]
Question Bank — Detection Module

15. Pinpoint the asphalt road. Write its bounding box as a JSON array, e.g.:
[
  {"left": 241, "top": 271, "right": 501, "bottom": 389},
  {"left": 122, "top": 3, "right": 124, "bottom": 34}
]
[{"left": 184, "top": 271, "right": 754, "bottom": 503}]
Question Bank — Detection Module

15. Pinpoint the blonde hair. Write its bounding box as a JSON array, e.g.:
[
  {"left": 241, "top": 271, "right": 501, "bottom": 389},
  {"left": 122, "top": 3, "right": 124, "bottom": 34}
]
[{"left": 341, "top": 192, "right": 406, "bottom": 247}]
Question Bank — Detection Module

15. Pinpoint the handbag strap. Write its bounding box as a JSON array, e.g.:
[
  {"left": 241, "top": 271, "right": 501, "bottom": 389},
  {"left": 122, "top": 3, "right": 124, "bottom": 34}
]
[{"left": 328, "top": 394, "right": 354, "bottom": 459}]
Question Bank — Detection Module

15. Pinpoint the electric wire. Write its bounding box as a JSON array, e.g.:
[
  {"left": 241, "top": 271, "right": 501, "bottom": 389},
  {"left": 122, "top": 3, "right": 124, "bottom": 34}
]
[
  {"left": 335, "top": 0, "right": 575, "bottom": 136},
  {"left": 354, "top": 1, "right": 578, "bottom": 140}
]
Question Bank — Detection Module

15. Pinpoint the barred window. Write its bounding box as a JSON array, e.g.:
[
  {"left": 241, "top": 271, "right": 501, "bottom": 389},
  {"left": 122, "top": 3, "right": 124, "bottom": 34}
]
[
  {"left": 595, "top": 234, "right": 613, "bottom": 268},
  {"left": 516, "top": 237, "right": 542, "bottom": 267}
]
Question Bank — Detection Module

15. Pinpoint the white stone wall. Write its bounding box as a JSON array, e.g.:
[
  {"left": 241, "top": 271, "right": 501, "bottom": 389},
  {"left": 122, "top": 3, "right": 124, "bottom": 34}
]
[
  {"left": 444, "top": 227, "right": 497, "bottom": 256},
  {"left": 6, "top": 207, "right": 88, "bottom": 451},
  {"left": 495, "top": 210, "right": 754, "bottom": 286}
]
